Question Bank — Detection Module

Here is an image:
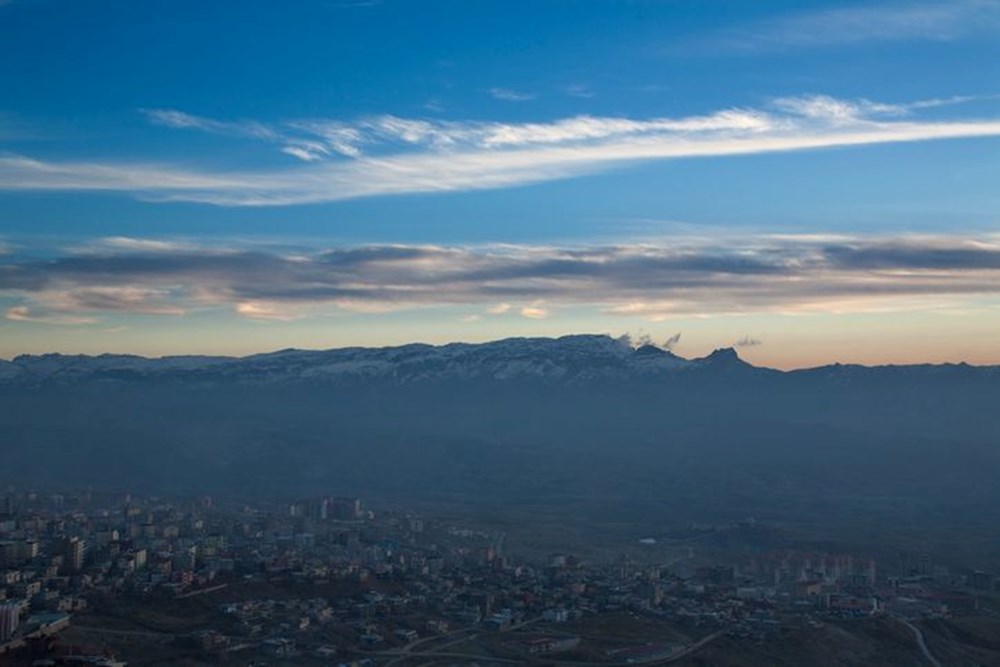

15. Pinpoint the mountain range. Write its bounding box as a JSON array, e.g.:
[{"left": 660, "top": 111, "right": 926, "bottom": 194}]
[
  {"left": 2, "top": 333, "right": 995, "bottom": 385},
  {"left": 2, "top": 334, "right": 999, "bottom": 560}
]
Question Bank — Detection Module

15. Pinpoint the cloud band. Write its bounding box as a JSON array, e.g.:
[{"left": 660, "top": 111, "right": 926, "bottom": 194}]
[
  {"left": 3, "top": 234, "right": 1000, "bottom": 323},
  {"left": 1, "top": 95, "right": 999, "bottom": 206}
]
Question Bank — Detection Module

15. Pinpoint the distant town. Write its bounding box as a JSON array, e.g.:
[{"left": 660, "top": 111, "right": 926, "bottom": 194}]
[{"left": 1, "top": 489, "right": 998, "bottom": 666}]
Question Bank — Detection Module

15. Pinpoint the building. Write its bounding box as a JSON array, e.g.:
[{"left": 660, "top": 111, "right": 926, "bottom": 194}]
[
  {"left": 63, "top": 537, "right": 87, "bottom": 573},
  {"left": 0, "top": 540, "right": 37, "bottom": 568},
  {"left": 967, "top": 571, "right": 994, "bottom": 590},
  {"left": 329, "top": 497, "right": 363, "bottom": 521},
  {"left": 0, "top": 601, "right": 21, "bottom": 642},
  {"left": 901, "top": 552, "right": 933, "bottom": 578},
  {"left": 306, "top": 497, "right": 329, "bottom": 520},
  {"left": 1, "top": 494, "right": 15, "bottom": 519}
]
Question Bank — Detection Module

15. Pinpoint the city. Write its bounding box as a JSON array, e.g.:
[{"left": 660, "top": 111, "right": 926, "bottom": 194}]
[
  {"left": 3, "top": 1, "right": 1000, "bottom": 664},
  {"left": 2, "top": 489, "right": 999, "bottom": 665}
]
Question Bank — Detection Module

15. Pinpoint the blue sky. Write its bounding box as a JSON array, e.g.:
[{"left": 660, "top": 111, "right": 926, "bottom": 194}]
[{"left": 2, "top": 0, "right": 1000, "bottom": 366}]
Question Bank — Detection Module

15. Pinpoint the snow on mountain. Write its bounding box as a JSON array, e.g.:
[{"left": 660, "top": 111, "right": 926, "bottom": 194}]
[
  {"left": 2, "top": 334, "right": 991, "bottom": 387},
  {"left": 8, "top": 352, "right": 232, "bottom": 381},
  {"left": 2, "top": 335, "right": 701, "bottom": 385}
]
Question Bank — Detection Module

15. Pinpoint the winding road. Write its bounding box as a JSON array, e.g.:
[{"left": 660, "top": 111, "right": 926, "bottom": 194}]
[
  {"left": 895, "top": 616, "right": 943, "bottom": 667},
  {"left": 371, "top": 625, "right": 724, "bottom": 667}
]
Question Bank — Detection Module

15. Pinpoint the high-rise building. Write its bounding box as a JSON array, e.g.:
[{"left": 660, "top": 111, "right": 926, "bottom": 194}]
[
  {"left": 174, "top": 546, "right": 197, "bottom": 572},
  {"left": 63, "top": 537, "right": 87, "bottom": 573},
  {"left": 0, "top": 542, "right": 17, "bottom": 569},
  {"left": 901, "top": 552, "right": 933, "bottom": 578},
  {"left": 968, "top": 570, "right": 994, "bottom": 590},
  {"left": 1, "top": 494, "right": 15, "bottom": 518},
  {"left": 329, "top": 497, "right": 362, "bottom": 520},
  {"left": 306, "top": 497, "right": 329, "bottom": 521},
  {"left": 0, "top": 601, "right": 21, "bottom": 642},
  {"left": 0, "top": 540, "right": 37, "bottom": 568}
]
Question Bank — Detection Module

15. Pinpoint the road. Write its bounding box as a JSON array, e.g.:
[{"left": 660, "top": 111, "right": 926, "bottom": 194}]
[
  {"left": 381, "top": 626, "right": 480, "bottom": 667},
  {"left": 651, "top": 629, "right": 725, "bottom": 665},
  {"left": 895, "top": 616, "right": 943, "bottom": 667},
  {"left": 568, "top": 629, "right": 724, "bottom": 667},
  {"left": 374, "top": 625, "right": 723, "bottom": 667}
]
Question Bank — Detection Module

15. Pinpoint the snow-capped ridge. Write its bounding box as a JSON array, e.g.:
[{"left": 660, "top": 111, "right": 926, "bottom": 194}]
[{"left": 3, "top": 334, "right": 997, "bottom": 386}]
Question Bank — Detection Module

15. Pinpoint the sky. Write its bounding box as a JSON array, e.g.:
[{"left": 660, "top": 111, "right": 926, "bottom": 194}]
[{"left": 1, "top": 0, "right": 1000, "bottom": 368}]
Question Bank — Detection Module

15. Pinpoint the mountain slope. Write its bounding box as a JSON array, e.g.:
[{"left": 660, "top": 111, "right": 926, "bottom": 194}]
[{"left": 1, "top": 334, "right": 999, "bottom": 564}]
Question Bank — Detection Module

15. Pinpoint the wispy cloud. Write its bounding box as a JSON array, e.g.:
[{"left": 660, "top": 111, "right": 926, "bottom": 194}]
[
  {"left": 769, "top": 94, "right": 996, "bottom": 121},
  {"left": 1, "top": 94, "right": 999, "bottom": 205},
  {"left": 16, "top": 286, "right": 186, "bottom": 317},
  {"left": 563, "top": 84, "right": 596, "bottom": 99},
  {"left": 88, "top": 236, "right": 198, "bottom": 253},
  {"left": 142, "top": 109, "right": 280, "bottom": 141},
  {"left": 698, "top": 1, "right": 1000, "bottom": 53},
  {"left": 235, "top": 301, "right": 303, "bottom": 321},
  {"left": 422, "top": 98, "right": 445, "bottom": 113},
  {"left": 3, "top": 234, "right": 1000, "bottom": 324},
  {"left": 5, "top": 306, "right": 96, "bottom": 326},
  {"left": 489, "top": 87, "right": 537, "bottom": 102},
  {"left": 520, "top": 303, "right": 549, "bottom": 319},
  {"left": 487, "top": 303, "right": 512, "bottom": 315},
  {"left": 283, "top": 120, "right": 364, "bottom": 158}
]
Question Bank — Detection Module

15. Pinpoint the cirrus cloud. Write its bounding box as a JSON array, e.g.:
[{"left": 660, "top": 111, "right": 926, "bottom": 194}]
[
  {"left": 689, "top": 1, "right": 1000, "bottom": 53},
  {"left": 1, "top": 94, "right": 999, "bottom": 206}
]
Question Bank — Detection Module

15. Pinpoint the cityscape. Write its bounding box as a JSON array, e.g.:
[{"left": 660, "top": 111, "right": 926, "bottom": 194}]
[
  {"left": 3, "top": 0, "right": 1000, "bottom": 664},
  {"left": 1, "top": 488, "right": 999, "bottom": 665}
]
